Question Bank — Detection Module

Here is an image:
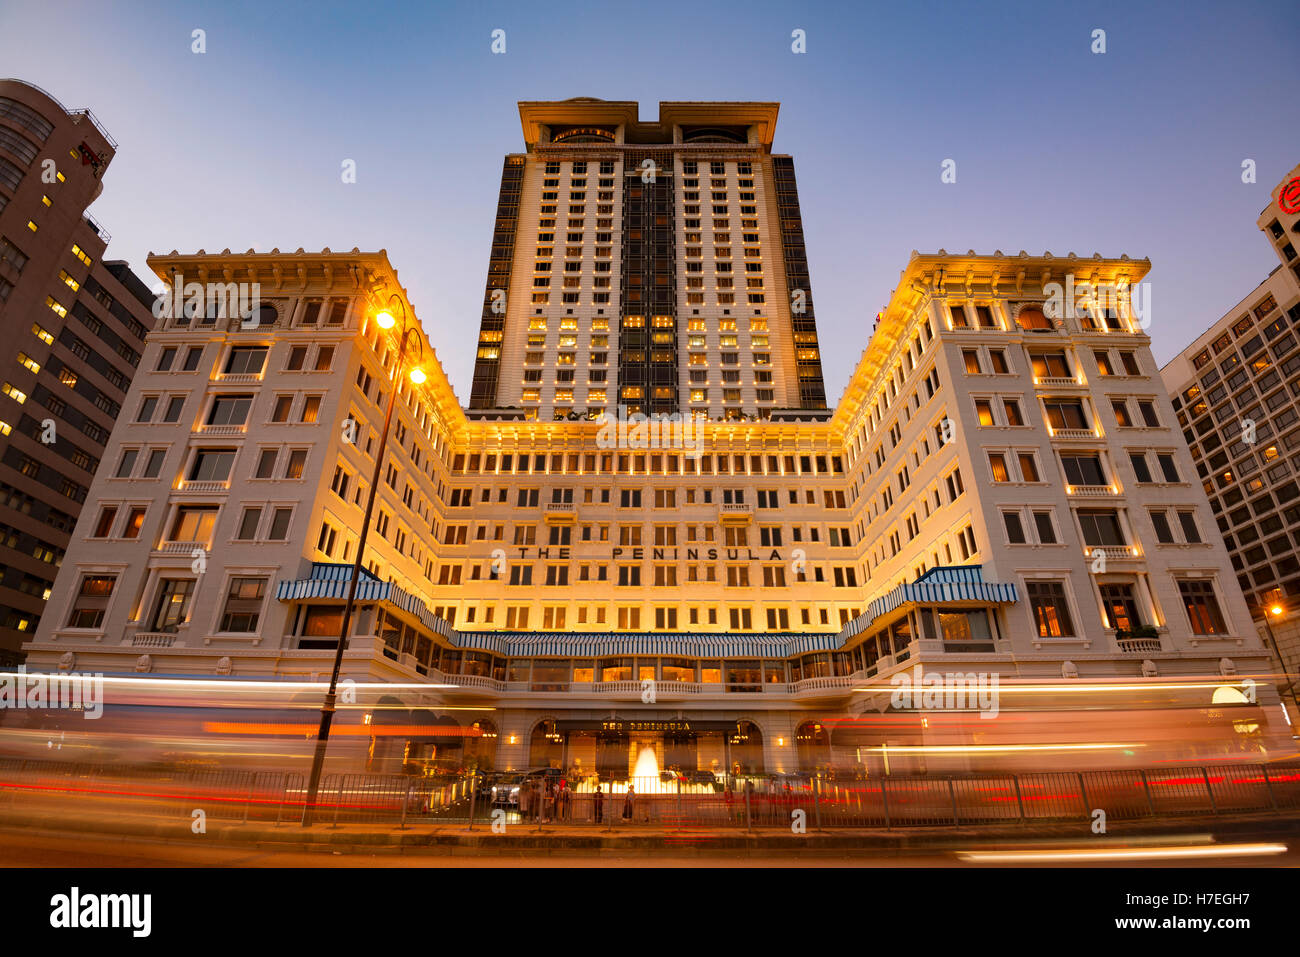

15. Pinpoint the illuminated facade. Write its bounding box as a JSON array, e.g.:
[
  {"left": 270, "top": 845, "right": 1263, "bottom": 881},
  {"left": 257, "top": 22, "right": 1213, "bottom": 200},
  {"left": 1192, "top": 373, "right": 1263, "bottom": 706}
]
[
  {"left": 0, "top": 79, "right": 155, "bottom": 663},
  {"left": 1160, "top": 164, "right": 1300, "bottom": 689},
  {"left": 467, "top": 99, "right": 827, "bottom": 420},
  {"left": 24, "top": 239, "right": 1286, "bottom": 775}
]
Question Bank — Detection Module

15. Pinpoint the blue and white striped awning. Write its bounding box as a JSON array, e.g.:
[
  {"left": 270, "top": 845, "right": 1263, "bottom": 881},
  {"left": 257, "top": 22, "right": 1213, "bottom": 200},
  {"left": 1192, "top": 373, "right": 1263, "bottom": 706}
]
[
  {"left": 275, "top": 563, "right": 1015, "bottom": 656},
  {"left": 275, "top": 563, "right": 455, "bottom": 639},
  {"left": 841, "top": 564, "right": 1019, "bottom": 639},
  {"left": 449, "top": 631, "right": 841, "bottom": 658}
]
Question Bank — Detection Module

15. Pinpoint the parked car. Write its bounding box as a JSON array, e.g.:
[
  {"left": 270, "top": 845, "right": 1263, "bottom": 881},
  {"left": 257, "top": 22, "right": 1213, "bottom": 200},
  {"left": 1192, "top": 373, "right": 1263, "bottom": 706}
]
[
  {"left": 488, "top": 775, "right": 524, "bottom": 806},
  {"left": 685, "top": 769, "right": 721, "bottom": 789}
]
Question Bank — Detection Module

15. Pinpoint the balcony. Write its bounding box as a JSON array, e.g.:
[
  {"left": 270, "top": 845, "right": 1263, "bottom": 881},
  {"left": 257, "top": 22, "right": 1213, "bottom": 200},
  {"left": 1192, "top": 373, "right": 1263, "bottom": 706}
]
[
  {"left": 194, "top": 424, "right": 247, "bottom": 436},
  {"left": 1066, "top": 484, "right": 1118, "bottom": 497},
  {"left": 127, "top": 633, "right": 176, "bottom": 648},
  {"left": 157, "top": 541, "right": 208, "bottom": 555},
  {"left": 1048, "top": 428, "right": 1096, "bottom": 440},
  {"left": 1116, "top": 635, "right": 1163, "bottom": 654},
  {"left": 177, "top": 480, "right": 229, "bottom": 493},
  {"left": 1085, "top": 545, "right": 1140, "bottom": 562},
  {"left": 212, "top": 373, "right": 262, "bottom": 384},
  {"left": 1033, "top": 376, "right": 1083, "bottom": 388},
  {"left": 719, "top": 502, "right": 753, "bottom": 525},
  {"left": 544, "top": 501, "right": 577, "bottom": 525}
]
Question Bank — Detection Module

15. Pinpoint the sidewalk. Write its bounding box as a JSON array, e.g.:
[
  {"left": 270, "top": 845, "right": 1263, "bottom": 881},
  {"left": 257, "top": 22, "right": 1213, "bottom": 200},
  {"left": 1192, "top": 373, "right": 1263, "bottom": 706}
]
[{"left": 1, "top": 801, "right": 1296, "bottom": 856}]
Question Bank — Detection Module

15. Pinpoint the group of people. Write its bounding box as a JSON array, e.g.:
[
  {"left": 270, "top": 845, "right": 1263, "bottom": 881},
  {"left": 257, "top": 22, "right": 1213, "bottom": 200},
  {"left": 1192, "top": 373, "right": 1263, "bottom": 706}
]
[
  {"left": 517, "top": 776, "right": 573, "bottom": 823},
  {"left": 515, "top": 778, "right": 640, "bottom": 824}
]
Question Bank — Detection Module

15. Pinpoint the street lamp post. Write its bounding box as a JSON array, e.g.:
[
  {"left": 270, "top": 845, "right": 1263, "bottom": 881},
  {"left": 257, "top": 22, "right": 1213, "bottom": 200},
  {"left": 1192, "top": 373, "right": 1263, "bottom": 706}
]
[
  {"left": 1260, "top": 603, "right": 1300, "bottom": 712},
  {"left": 301, "top": 294, "right": 424, "bottom": 826}
]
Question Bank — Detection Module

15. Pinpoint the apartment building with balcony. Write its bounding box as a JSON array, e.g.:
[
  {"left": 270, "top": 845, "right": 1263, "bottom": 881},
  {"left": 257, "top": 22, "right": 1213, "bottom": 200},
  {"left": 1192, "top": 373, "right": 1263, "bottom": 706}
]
[
  {"left": 1161, "top": 163, "right": 1300, "bottom": 690},
  {"left": 0, "top": 78, "right": 155, "bottom": 663},
  {"left": 23, "top": 240, "right": 1283, "bottom": 776}
]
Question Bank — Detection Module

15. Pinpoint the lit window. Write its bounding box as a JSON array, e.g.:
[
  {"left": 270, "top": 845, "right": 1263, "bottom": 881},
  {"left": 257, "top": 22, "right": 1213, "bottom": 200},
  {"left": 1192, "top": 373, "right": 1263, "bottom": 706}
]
[
  {"left": 31, "top": 322, "right": 54, "bottom": 345},
  {"left": 0, "top": 420, "right": 10, "bottom": 436},
  {"left": 46, "top": 295, "right": 67, "bottom": 318},
  {"left": 71, "top": 244, "right": 92, "bottom": 267},
  {"left": 17, "top": 352, "right": 40, "bottom": 374},
  {"left": 59, "top": 269, "right": 79, "bottom": 291},
  {"left": 26, "top": 220, "right": 38, "bottom": 232},
  {"left": 2, "top": 382, "right": 27, "bottom": 403}
]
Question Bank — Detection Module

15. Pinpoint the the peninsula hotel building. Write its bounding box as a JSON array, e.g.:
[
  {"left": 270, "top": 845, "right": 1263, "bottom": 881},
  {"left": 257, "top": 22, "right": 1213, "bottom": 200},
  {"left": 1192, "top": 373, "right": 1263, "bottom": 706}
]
[{"left": 25, "top": 101, "right": 1289, "bottom": 777}]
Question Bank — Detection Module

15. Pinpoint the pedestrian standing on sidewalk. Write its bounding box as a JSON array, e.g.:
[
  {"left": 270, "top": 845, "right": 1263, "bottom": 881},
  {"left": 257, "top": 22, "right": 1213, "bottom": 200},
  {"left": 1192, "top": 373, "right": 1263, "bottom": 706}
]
[
  {"left": 593, "top": 783, "right": 604, "bottom": 824},
  {"left": 622, "top": 783, "right": 635, "bottom": 822}
]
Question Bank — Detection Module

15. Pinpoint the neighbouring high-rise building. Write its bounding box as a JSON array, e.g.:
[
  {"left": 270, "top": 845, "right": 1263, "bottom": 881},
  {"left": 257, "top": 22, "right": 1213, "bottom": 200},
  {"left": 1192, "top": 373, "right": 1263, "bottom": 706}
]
[
  {"left": 468, "top": 99, "right": 827, "bottom": 421},
  {"left": 0, "top": 78, "right": 156, "bottom": 664},
  {"left": 1160, "top": 163, "right": 1300, "bottom": 691}
]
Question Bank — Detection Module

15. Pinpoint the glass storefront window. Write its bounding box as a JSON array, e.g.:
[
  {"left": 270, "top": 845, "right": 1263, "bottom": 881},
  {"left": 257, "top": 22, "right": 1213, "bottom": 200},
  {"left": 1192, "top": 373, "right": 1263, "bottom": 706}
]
[
  {"left": 727, "top": 660, "right": 761, "bottom": 691},
  {"left": 662, "top": 658, "right": 695, "bottom": 682},
  {"left": 803, "top": 653, "right": 831, "bottom": 678},
  {"left": 599, "top": 657, "right": 632, "bottom": 681},
  {"left": 532, "top": 660, "right": 568, "bottom": 691},
  {"left": 572, "top": 659, "right": 595, "bottom": 682},
  {"left": 378, "top": 614, "right": 400, "bottom": 653},
  {"left": 764, "top": 661, "right": 785, "bottom": 683},
  {"left": 637, "top": 660, "right": 657, "bottom": 681},
  {"left": 461, "top": 651, "right": 492, "bottom": 677},
  {"left": 439, "top": 648, "right": 461, "bottom": 673},
  {"left": 789, "top": 657, "right": 803, "bottom": 681},
  {"left": 301, "top": 605, "right": 343, "bottom": 637},
  {"left": 939, "top": 610, "right": 992, "bottom": 641},
  {"left": 700, "top": 661, "right": 722, "bottom": 684},
  {"left": 507, "top": 659, "right": 531, "bottom": 683}
]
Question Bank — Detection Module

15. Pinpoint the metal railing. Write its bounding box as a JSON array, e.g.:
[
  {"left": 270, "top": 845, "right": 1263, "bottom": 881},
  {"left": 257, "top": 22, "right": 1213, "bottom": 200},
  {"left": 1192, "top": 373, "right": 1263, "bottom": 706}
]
[{"left": 0, "top": 758, "right": 1296, "bottom": 831}]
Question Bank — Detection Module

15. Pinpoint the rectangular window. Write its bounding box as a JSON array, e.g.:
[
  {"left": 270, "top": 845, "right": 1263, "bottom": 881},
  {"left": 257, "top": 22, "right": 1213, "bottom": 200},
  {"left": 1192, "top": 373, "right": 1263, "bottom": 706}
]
[
  {"left": 268, "top": 507, "right": 292, "bottom": 540},
  {"left": 122, "top": 507, "right": 146, "bottom": 539},
  {"left": 224, "top": 347, "right": 268, "bottom": 375},
  {"left": 150, "top": 578, "right": 195, "bottom": 633},
  {"left": 189, "top": 449, "right": 235, "bottom": 482},
  {"left": 219, "top": 577, "right": 268, "bottom": 632},
  {"left": 236, "top": 506, "right": 261, "bottom": 540},
  {"left": 1178, "top": 579, "right": 1227, "bottom": 635},
  {"left": 67, "top": 575, "right": 116, "bottom": 628},
  {"left": 1150, "top": 509, "right": 1175, "bottom": 544},
  {"left": 1027, "top": 581, "right": 1075, "bottom": 637},
  {"left": 1032, "top": 511, "right": 1057, "bottom": 544}
]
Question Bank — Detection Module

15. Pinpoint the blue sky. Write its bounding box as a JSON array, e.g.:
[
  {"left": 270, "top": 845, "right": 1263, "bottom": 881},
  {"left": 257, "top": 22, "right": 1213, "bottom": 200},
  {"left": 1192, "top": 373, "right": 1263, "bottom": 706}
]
[{"left": 2, "top": 0, "right": 1297, "bottom": 402}]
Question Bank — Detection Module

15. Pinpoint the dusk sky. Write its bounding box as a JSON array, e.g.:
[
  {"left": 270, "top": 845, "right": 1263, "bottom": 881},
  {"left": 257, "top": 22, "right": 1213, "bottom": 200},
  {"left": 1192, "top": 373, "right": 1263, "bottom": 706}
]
[{"left": 2, "top": 0, "right": 1297, "bottom": 403}]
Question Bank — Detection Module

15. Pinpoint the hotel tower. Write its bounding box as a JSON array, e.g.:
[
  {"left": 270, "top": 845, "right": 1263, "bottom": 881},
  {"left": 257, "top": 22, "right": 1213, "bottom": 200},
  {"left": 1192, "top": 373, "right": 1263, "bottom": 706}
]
[
  {"left": 468, "top": 100, "right": 827, "bottom": 420},
  {"left": 23, "top": 103, "right": 1289, "bottom": 779}
]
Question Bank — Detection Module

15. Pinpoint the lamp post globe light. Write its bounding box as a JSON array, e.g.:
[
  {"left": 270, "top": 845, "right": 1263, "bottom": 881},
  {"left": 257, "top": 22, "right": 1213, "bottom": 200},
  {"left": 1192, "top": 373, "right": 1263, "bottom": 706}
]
[{"left": 302, "top": 293, "right": 425, "bottom": 826}]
